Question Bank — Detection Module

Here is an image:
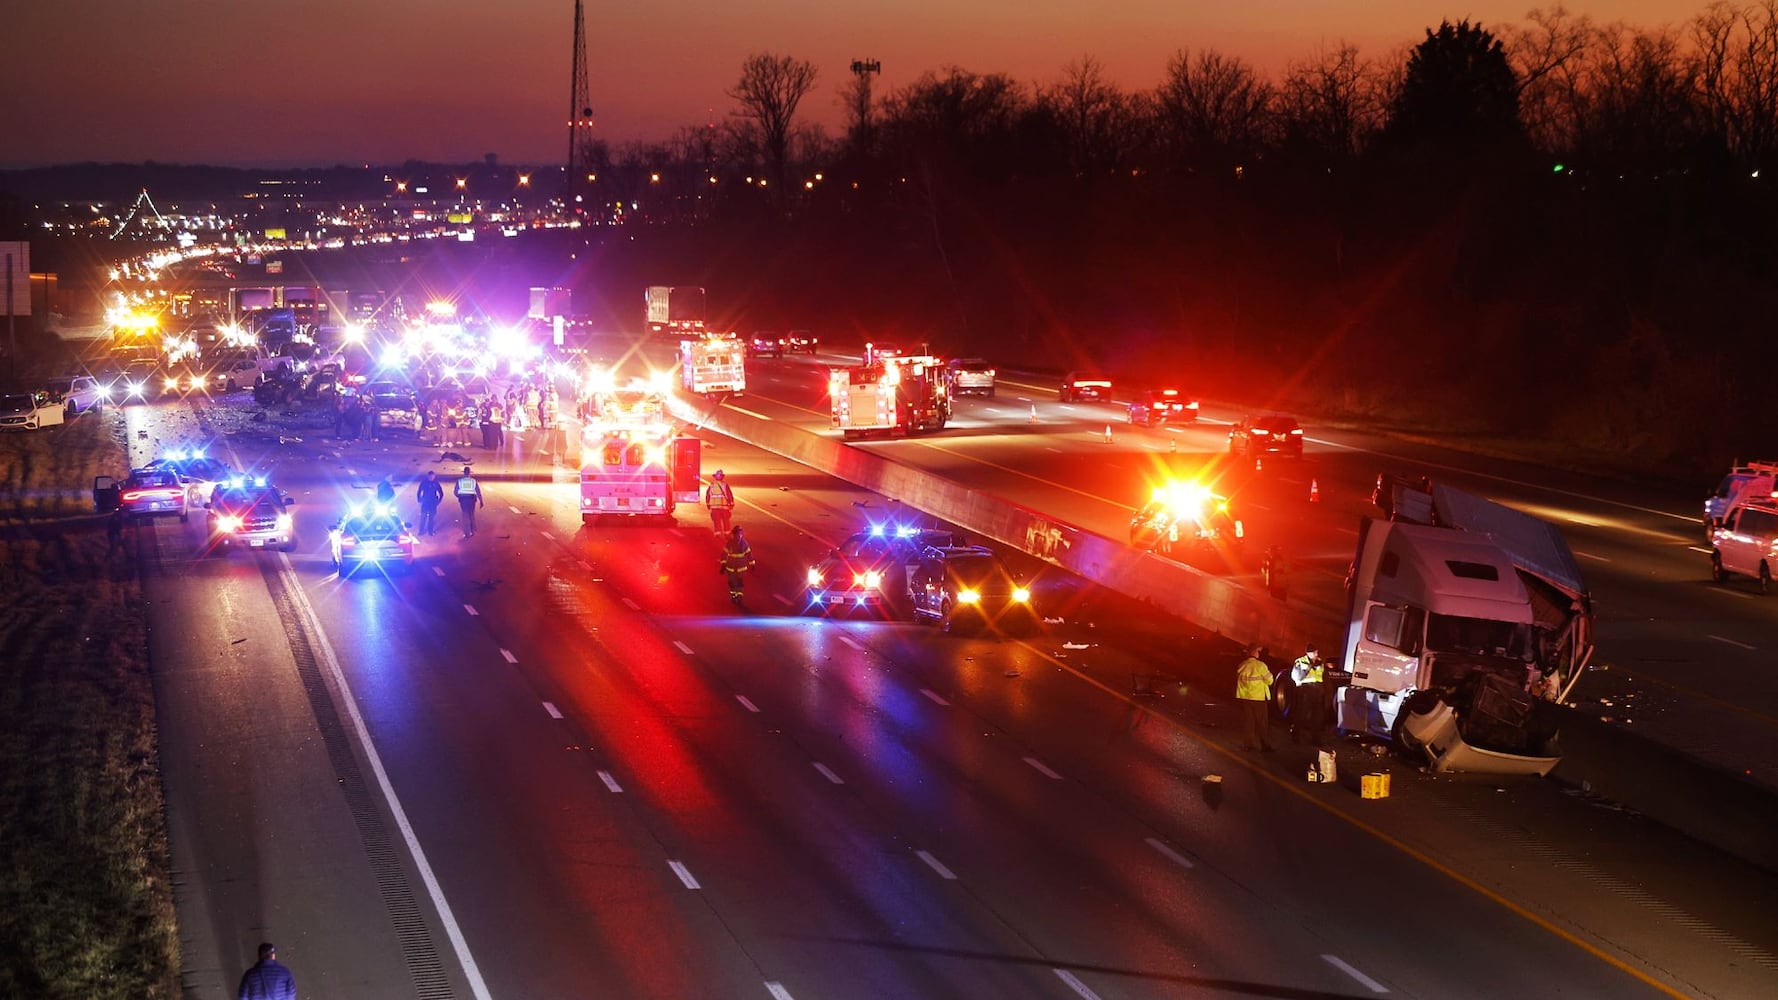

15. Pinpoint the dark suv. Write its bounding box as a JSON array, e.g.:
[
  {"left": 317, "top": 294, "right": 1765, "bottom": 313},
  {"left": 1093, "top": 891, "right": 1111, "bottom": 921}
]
[
  {"left": 907, "top": 544, "right": 1037, "bottom": 634},
  {"left": 1228, "top": 414, "right": 1304, "bottom": 459}
]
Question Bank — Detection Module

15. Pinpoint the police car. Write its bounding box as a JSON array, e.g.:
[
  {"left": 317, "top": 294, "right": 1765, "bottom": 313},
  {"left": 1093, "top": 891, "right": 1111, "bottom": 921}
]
[
  {"left": 328, "top": 502, "right": 417, "bottom": 574},
  {"left": 805, "top": 523, "right": 957, "bottom": 615},
  {"left": 204, "top": 476, "right": 296, "bottom": 553}
]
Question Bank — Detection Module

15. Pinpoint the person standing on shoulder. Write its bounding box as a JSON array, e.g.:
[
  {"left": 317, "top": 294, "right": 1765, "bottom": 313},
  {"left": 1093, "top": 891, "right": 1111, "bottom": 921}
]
[
  {"left": 454, "top": 465, "right": 483, "bottom": 538},
  {"left": 1236, "top": 644, "right": 1276, "bottom": 752},
  {"left": 705, "top": 469, "right": 735, "bottom": 534},
  {"left": 1289, "top": 643, "right": 1329, "bottom": 747},
  {"left": 415, "top": 470, "right": 444, "bottom": 536},
  {"left": 238, "top": 941, "right": 296, "bottom": 1000}
]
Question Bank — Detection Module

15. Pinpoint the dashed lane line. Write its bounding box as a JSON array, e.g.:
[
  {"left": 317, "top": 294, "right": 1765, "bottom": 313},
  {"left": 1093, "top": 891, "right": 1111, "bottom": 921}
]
[
  {"left": 1054, "top": 970, "right": 1104, "bottom": 1000},
  {"left": 737, "top": 695, "right": 761, "bottom": 713},
  {"left": 813, "top": 763, "right": 845, "bottom": 785},
  {"left": 1322, "top": 954, "right": 1389, "bottom": 994},
  {"left": 463, "top": 604, "right": 479, "bottom": 616},
  {"left": 499, "top": 648, "right": 518, "bottom": 664},
  {"left": 668, "top": 861, "right": 701, "bottom": 889},
  {"left": 915, "top": 850, "right": 958, "bottom": 880},
  {"left": 597, "top": 771, "right": 623, "bottom": 793},
  {"left": 921, "top": 688, "right": 951, "bottom": 706},
  {"left": 672, "top": 640, "right": 694, "bottom": 655},
  {"left": 542, "top": 701, "right": 563, "bottom": 719},
  {"left": 1145, "top": 837, "right": 1195, "bottom": 869},
  {"left": 1024, "top": 757, "right": 1063, "bottom": 780}
]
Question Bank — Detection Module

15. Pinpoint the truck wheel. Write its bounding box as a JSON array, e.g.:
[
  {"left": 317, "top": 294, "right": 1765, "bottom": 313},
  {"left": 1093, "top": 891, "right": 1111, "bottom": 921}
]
[
  {"left": 1761, "top": 562, "right": 1773, "bottom": 594},
  {"left": 1710, "top": 551, "right": 1726, "bottom": 583}
]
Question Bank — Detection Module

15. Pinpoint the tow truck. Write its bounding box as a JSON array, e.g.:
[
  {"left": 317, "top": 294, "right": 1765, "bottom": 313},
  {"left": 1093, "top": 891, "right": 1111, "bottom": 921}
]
[
  {"left": 579, "top": 374, "right": 701, "bottom": 523},
  {"left": 829, "top": 352, "right": 951, "bottom": 440},
  {"left": 679, "top": 332, "right": 747, "bottom": 396}
]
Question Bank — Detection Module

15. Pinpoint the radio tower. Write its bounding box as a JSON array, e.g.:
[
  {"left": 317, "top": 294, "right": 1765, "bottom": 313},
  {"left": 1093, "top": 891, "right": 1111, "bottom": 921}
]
[{"left": 565, "top": 0, "right": 594, "bottom": 214}]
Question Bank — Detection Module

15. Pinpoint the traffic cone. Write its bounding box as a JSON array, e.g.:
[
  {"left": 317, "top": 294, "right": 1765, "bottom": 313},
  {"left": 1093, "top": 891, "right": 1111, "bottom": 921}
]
[
  {"left": 1169, "top": 439, "right": 1177, "bottom": 453},
  {"left": 1030, "top": 403, "right": 1037, "bottom": 423},
  {"left": 1255, "top": 456, "right": 1263, "bottom": 472},
  {"left": 1104, "top": 424, "right": 1112, "bottom": 443},
  {"left": 1309, "top": 478, "right": 1321, "bottom": 503}
]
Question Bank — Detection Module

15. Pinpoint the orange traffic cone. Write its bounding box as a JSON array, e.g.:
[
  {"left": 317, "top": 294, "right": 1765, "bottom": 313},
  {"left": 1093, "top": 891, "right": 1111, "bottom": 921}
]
[
  {"left": 1169, "top": 439, "right": 1177, "bottom": 453},
  {"left": 1309, "top": 478, "right": 1321, "bottom": 503},
  {"left": 1030, "top": 403, "right": 1037, "bottom": 423},
  {"left": 1254, "top": 456, "right": 1264, "bottom": 472},
  {"left": 1104, "top": 424, "right": 1113, "bottom": 443}
]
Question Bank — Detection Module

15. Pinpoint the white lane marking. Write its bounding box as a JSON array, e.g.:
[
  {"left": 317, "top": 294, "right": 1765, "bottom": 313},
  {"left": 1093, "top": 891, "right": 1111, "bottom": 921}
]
[
  {"left": 773, "top": 592, "right": 791, "bottom": 606},
  {"left": 1146, "top": 837, "right": 1195, "bottom": 869},
  {"left": 500, "top": 648, "right": 518, "bottom": 664},
  {"left": 1322, "top": 954, "right": 1389, "bottom": 993},
  {"left": 433, "top": 566, "right": 446, "bottom": 577},
  {"left": 915, "top": 850, "right": 958, "bottom": 880},
  {"left": 542, "top": 531, "right": 555, "bottom": 542},
  {"left": 737, "top": 695, "right": 760, "bottom": 713},
  {"left": 1024, "top": 757, "right": 1063, "bottom": 780},
  {"left": 728, "top": 404, "right": 771, "bottom": 421},
  {"left": 1722, "top": 589, "right": 1756, "bottom": 600},
  {"left": 543, "top": 701, "right": 563, "bottom": 719},
  {"left": 921, "top": 688, "right": 950, "bottom": 706},
  {"left": 622, "top": 597, "right": 641, "bottom": 611},
  {"left": 507, "top": 505, "right": 522, "bottom": 515},
  {"left": 813, "top": 762, "right": 845, "bottom": 785},
  {"left": 464, "top": 604, "right": 479, "bottom": 616},
  {"left": 668, "top": 860, "right": 701, "bottom": 889},
  {"left": 1688, "top": 545, "right": 1714, "bottom": 555},
  {"left": 839, "top": 634, "right": 865, "bottom": 651},
  {"left": 272, "top": 555, "right": 494, "bottom": 1000},
  {"left": 597, "top": 770, "right": 623, "bottom": 793},
  {"left": 1054, "top": 969, "right": 1104, "bottom": 999},
  {"left": 1707, "top": 634, "right": 1757, "bottom": 651},
  {"left": 673, "top": 640, "right": 694, "bottom": 655},
  {"left": 1576, "top": 550, "right": 1612, "bottom": 563},
  {"left": 1045, "top": 446, "right": 1063, "bottom": 453},
  {"left": 765, "top": 983, "right": 796, "bottom": 1000}
]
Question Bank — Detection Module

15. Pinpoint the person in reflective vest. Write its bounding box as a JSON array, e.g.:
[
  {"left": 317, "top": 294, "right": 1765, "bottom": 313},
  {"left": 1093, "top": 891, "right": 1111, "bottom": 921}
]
[
  {"left": 454, "top": 466, "right": 483, "bottom": 538},
  {"left": 705, "top": 469, "right": 735, "bottom": 534},
  {"left": 1235, "top": 644, "right": 1276, "bottom": 752},
  {"left": 718, "top": 525, "right": 756, "bottom": 605},
  {"left": 1289, "top": 643, "right": 1329, "bottom": 747}
]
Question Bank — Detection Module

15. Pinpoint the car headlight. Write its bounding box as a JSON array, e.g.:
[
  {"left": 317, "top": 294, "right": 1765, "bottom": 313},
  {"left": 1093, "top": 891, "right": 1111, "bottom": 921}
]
[
  {"left": 217, "top": 515, "right": 244, "bottom": 531},
  {"left": 276, "top": 514, "right": 293, "bottom": 531},
  {"left": 806, "top": 567, "right": 823, "bottom": 586},
  {"left": 956, "top": 589, "right": 980, "bottom": 604},
  {"left": 856, "top": 571, "right": 882, "bottom": 589},
  {"left": 1012, "top": 587, "right": 1030, "bottom": 603},
  {"left": 163, "top": 377, "right": 178, "bottom": 390}
]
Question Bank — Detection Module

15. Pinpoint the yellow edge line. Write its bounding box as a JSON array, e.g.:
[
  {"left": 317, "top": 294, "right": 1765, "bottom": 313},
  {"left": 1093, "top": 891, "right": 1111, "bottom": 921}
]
[{"left": 1014, "top": 638, "right": 1696, "bottom": 1000}]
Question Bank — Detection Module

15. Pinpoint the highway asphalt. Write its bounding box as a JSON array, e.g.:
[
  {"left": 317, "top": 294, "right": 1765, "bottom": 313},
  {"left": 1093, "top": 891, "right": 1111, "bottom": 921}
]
[{"left": 120, "top": 379, "right": 1778, "bottom": 999}]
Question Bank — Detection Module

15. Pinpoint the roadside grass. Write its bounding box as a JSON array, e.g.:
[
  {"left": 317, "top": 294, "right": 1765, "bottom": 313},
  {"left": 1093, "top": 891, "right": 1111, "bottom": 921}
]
[{"left": 0, "top": 412, "right": 178, "bottom": 999}]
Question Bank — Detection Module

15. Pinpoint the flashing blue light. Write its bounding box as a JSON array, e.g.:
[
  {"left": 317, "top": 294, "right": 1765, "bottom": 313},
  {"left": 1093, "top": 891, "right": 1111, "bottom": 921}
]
[
  {"left": 869, "top": 524, "right": 886, "bottom": 537},
  {"left": 896, "top": 525, "right": 918, "bottom": 538}
]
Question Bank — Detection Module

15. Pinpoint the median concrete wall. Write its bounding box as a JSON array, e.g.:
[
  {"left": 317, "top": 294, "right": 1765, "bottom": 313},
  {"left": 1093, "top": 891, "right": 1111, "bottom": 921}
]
[
  {"left": 670, "top": 395, "right": 1778, "bottom": 874},
  {"left": 669, "top": 397, "right": 1342, "bottom": 655}
]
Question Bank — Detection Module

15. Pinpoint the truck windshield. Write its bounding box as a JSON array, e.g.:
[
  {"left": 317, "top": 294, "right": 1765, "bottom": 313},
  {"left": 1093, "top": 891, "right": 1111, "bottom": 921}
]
[{"left": 1425, "top": 613, "right": 1530, "bottom": 659}]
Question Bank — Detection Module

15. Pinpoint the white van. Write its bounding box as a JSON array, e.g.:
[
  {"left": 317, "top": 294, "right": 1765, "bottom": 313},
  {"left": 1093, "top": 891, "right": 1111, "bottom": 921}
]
[{"left": 1710, "top": 499, "right": 1778, "bottom": 592}]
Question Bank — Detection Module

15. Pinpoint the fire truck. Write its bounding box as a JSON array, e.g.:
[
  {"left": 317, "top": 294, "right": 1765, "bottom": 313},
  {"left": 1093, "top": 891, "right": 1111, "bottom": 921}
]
[
  {"left": 829, "top": 353, "right": 952, "bottom": 440},
  {"left": 680, "top": 333, "right": 746, "bottom": 396},
  {"left": 578, "top": 379, "right": 702, "bottom": 523}
]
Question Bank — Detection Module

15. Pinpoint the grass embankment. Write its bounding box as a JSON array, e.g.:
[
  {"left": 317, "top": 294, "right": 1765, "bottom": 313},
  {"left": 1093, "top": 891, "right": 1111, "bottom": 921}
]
[{"left": 0, "top": 412, "right": 178, "bottom": 999}]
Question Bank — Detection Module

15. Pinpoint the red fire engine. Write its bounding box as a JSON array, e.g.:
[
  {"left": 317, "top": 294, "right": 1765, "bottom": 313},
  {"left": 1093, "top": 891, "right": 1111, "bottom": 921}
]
[
  {"left": 578, "top": 378, "right": 702, "bottom": 523},
  {"left": 829, "top": 353, "right": 952, "bottom": 440}
]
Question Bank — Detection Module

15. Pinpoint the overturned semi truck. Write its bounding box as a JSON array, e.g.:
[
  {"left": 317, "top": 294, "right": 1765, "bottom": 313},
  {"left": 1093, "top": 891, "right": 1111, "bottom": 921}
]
[{"left": 1338, "top": 483, "right": 1593, "bottom": 776}]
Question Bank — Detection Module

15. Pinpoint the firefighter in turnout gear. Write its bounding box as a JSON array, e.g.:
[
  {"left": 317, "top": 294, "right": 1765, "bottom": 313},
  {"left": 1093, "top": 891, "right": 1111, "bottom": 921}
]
[
  {"left": 705, "top": 469, "right": 735, "bottom": 534},
  {"left": 1289, "top": 643, "right": 1329, "bottom": 747},
  {"left": 719, "top": 525, "right": 756, "bottom": 606}
]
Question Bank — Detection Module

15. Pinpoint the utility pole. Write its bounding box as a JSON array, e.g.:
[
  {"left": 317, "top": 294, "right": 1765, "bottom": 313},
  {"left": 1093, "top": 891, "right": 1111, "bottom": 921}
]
[{"left": 566, "top": 0, "right": 594, "bottom": 217}]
